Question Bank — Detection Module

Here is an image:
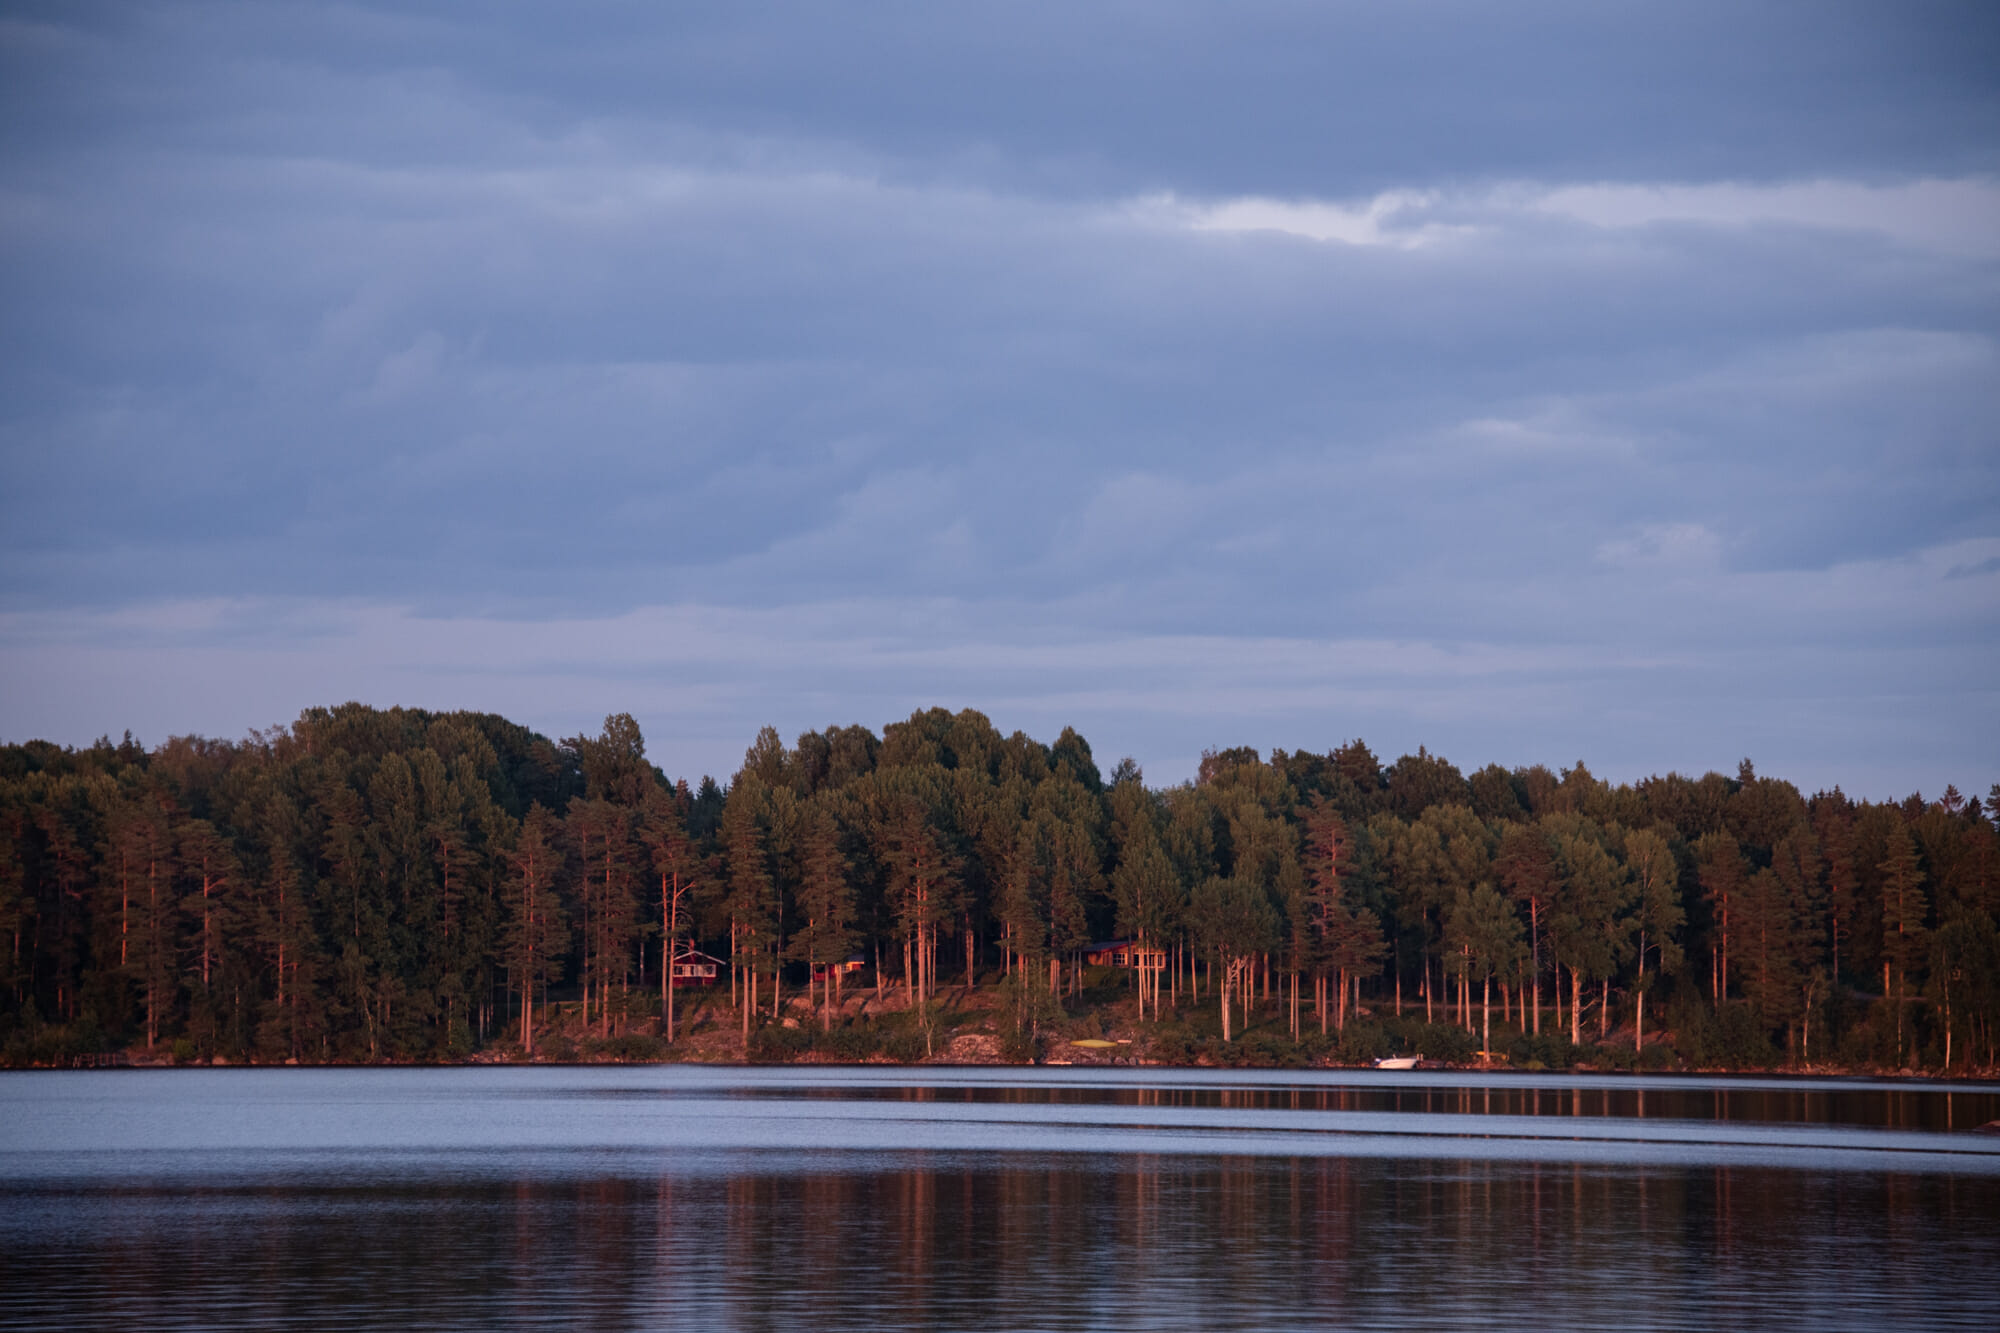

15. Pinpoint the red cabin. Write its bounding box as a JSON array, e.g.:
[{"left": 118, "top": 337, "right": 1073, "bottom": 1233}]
[
  {"left": 811, "top": 954, "right": 868, "bottom": 981},
  {"left": 669, "top": 946, "right": 724, "bottom": 988},
  {"left": 1083, "top": 940, "right": 1166, "bottom": 970}
]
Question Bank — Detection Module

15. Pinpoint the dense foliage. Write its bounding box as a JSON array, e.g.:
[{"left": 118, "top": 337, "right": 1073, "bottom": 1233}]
[{"left": 2, "top": 704, "right": 1995, "bottom": 1071}]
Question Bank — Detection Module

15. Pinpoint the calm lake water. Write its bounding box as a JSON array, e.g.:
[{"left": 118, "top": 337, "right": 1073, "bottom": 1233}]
[{"left": 3, "top": 1067, "right": 1998, "bottom": 1331}]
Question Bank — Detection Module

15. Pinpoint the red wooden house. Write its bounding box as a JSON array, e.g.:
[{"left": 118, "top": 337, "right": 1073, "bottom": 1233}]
[
  {"left": 810, "top": 954, "right": 869, "bottom": 982},
  {"left": 669, "top": 946, "right": 724, "bottom": 988},
  {"left": 1083, "top": 940, "right": 1167, "bottom": 971}
]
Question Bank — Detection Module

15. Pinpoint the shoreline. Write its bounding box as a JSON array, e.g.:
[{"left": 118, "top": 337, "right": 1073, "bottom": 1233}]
[{"left": 13, "top": 1054, "right": 1999, "bottom": 1085}]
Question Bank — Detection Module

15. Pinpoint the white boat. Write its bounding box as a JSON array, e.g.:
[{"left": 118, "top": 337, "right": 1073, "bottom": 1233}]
[{"left": 1373, "top": 1055, "right": 1420, "bottom": 1070}]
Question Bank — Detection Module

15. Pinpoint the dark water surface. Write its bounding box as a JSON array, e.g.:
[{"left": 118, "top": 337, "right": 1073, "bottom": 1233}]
[{"left": 4, "top": 1067, "right": 1998, "bottom": 1330}]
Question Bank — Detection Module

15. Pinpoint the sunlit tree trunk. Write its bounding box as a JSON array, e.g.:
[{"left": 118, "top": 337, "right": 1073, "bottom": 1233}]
[
  {"left": 1634, "top": 929, "right": 1646, "bottom": 1054},
  {"left": 518, "top": 873, "right": 532, "bottom": 1055},
  {"left": 662, "top": 876, "right": 677, "bottom": 1043},
  {"left": 143, "top": 849, "right": 161, "bottom": 1048},
  {"left": 1528, "top": 898, "right": 1541, "bottom": 1035},
  {"left": 1482, "top": 972, "right": 1492, "bottom": 1060},
  {"left": 1803, "top": 978, "right": 1815, "bottom": 1067},
  {"left": 1942, "top": 975, "right": 1950, "bottom": 1070}
]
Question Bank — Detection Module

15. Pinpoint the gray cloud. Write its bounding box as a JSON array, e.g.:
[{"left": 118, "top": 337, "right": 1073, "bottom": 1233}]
[{"left": 0, "top": 1, "right": 1995, "bottom": 792}]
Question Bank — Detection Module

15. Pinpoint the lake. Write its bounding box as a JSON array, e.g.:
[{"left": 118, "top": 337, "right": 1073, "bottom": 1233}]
[{"left": 3, "top": 1066, "right": 1997, "bottom": 1330}]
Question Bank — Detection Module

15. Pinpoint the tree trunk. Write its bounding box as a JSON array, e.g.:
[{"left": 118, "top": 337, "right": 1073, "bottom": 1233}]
[
  {"left": 1633, "top": 934, "right": 1645, "bottom": 1055},
  {"left": 1529, "top": 898, "right": 1540, "bottom": 1036},
  {"left": 1465, "top": 955, "right": 1474, "bottom": 1032},
  {"left": 146, "top": 863, "right": 159, "bottom": 1048},
  {"left": 519, "top": 876, "right": 532, "bottom": 1056},
  {"left": 1635, "top": 986, "right": 1644, "bottom": 1057},
  {"left": 664, "top": 883, "right": 678, "bottom": 1043},
  {"left": 1482, "top": 972, "right": 1491, "bottom": 1061},
  {"left": 1942, "top": 980, "right": 1950, "bottom": 1070},
  {"left": 1570, "top": 966, "right": 1581, "bottom": 1047},
  {"left": 1804, "top": 981, "right": 1814, "bottom": 1067}
]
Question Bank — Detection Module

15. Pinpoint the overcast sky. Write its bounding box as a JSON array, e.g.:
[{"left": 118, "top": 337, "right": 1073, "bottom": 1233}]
[{"left": 2, "top": 1, "right": 1996, "bottom": 796}]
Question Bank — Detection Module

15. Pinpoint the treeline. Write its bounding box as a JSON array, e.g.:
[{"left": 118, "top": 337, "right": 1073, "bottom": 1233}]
[{"left": 1, "top": 703, "right": 1996, "bottom": 1070}]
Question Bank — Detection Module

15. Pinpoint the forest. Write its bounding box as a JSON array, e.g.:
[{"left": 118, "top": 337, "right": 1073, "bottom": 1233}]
[{"left": 1, "top": 703, "right": 1995, "bottom": 1073}]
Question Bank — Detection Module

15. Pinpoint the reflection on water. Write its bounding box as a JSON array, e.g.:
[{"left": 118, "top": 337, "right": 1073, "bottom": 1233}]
[
  {"left": 3, "top": 1069, "right": 1998, "bottom": 1331},
  {"left": 730, "top": 1073, "right": 2000, "bottom": 1132}
]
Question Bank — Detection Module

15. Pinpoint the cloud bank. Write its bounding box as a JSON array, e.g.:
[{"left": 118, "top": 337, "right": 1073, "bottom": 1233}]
[{"left": 1, "top": 1, "right": 1995, "bottom": 795}]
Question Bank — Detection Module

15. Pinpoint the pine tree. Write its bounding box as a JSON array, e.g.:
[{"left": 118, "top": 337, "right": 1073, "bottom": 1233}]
[
  {"left": 1877, "top": 822, "right": 1929, "bottom": 1063},
  {"left": 1548, "top": 818, "right": 1632, "bottom": 1044},
  {"left": 176, "top": 819, "right": 239, "bottom": 1056},
  {"left": 1696, "top": 831, "right": 1747, "bottom": 1005},
  {"left": 789, "top": 810, "right": 857, "bottom": 1029},
  {"left": 1622, "top": 827, "right": 1683, "bottom": 1055},
  {"left": 1110, "top": 782, "right": 1178, "bottom": 1020},
  {"left": 568, "top": 797, "right": 638, "bottom": 1036},
  {"left": 1497, "top": 821, "right": 1558, "bottom": 1035},
  {"left": 504, "top": 805, "right": 569, "bottom": 1056},
  {"left": 719, "top": 779, "right": 775, "bottom": 1045},
  {"left": 884, "top": 800, "right": 962, "bottom": 1005},
  {"left": 251, "top": 792, "right": 321, "bottom": 1063},
  {"left": 1447, "top": 883, "right": 1524, "bottom": 1058},
  {"left": 0, "top": 810, "right": 29, "bottom": 1017},
  {"left": 640, "top": 788, "right": 700, "bottom": 1043},
  {"left": 1188, "top": 875, "right": 1276, "bottom": 1042},
  {"left": 106, "top": 791, "right": 178, "bottom": 1050},
  {"left": 1302, "top": 799, "right": 1384, "bottom": 1033}
]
